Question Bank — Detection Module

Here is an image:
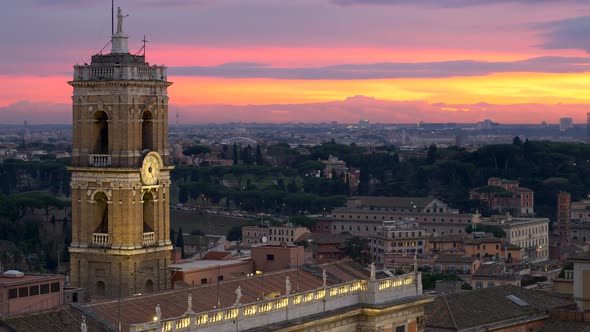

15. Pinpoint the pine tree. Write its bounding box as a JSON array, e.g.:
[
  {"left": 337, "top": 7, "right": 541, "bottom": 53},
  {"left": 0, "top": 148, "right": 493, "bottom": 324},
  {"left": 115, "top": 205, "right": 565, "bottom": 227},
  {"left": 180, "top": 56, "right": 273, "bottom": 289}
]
[
  {"left": 232, "top": 143, "right": 239, "bottom": 165},
  {"left": 427, "top": 144, "right": 437, "bottom": 164},
  {"left": 176, "top": 227, "right": 185, "bottom": 258},
  {"left": 255, "top": 145, "right": 264, "bottom": 165}
]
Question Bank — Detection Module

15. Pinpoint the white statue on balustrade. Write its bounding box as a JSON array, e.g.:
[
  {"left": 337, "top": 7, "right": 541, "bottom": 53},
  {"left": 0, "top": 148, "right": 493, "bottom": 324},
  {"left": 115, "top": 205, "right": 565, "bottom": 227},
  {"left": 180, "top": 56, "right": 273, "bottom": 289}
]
[
  {"left": 155, "top": 304, "right": 161, "bottom": 323},
  {"left": 235, "top": 286, "right": 242, "bottom": 305},
  {"left": 285, "top": 276, "right": 292, "bottom": 296}
]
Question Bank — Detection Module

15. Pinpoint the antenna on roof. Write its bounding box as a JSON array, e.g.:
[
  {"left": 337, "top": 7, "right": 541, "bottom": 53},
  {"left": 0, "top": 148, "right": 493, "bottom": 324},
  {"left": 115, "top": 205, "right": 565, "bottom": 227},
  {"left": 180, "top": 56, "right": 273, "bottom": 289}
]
[{"left": 111, "top": 0, "right": 115, "bottom": 36}]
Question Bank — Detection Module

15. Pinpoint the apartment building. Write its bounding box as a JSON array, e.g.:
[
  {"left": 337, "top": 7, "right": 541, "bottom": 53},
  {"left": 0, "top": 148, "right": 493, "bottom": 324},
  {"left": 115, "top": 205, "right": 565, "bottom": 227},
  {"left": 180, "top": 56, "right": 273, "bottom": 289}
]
[
  {"left": 368, "top": 220, "right": 428, "bottom": 266},
  {"left": 482, "top": 215, "right": 549, "bottom": 263},
  {"left": 470, "top": 177, "right": 534, "bottom": 216}
]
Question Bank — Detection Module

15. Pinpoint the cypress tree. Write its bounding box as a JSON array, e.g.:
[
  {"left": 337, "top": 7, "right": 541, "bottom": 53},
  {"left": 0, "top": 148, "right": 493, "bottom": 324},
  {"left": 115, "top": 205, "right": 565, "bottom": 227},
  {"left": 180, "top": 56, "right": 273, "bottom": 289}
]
[
  {"left": 232, "top": 143, "right": 239, "bottom": 165},
  {"left": 176, "top": 227, "right": 185, "bottom": 258}
]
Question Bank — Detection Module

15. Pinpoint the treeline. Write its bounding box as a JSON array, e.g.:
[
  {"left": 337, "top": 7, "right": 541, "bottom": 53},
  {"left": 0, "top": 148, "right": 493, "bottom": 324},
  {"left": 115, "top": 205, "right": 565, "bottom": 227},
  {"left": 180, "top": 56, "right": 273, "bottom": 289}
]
[
  {"left": 174, "top": 139, "right": 590, "bottom": 221},
  {"left": 173, "top": 164, "right": 347, "bottom": 214},
  {"left": 0, "top": 158, "right": 71, "bottom": 196},
  {"left": 0, "top": 192, "right": 71, "bottom": 272}
]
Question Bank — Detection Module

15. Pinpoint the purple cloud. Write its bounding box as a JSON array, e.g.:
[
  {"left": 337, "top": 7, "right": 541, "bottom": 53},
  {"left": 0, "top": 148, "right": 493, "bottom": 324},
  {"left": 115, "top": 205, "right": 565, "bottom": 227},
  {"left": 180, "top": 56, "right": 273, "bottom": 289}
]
[
  {"left": 169, "top": 56, "right": 590, "bottom": 80},
  {"left": 333, "top": 0, "right": 583, "bottom": 7},
  {"left": 534, "top": 16, "right": 590, "bottom": 52}
]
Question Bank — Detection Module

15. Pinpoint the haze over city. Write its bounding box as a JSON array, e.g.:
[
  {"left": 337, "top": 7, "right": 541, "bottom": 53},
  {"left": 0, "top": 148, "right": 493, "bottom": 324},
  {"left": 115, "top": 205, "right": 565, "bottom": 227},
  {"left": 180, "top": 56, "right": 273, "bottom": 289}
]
[{"left": 2, "top": 0, "right": 590, "bottom": 124}]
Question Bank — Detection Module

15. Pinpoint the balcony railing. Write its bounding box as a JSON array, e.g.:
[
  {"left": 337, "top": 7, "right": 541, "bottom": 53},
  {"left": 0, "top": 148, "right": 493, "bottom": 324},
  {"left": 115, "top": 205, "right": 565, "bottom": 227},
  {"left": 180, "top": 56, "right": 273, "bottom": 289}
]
[
  {"left": 143, "top": 232, "right": 155, "bottom": 246},
  {"left": 89, "top": 154, "right": 111, "bottom": 167},
  {"left": 93, "top": 233, "right": 109, "bottom": 247}
]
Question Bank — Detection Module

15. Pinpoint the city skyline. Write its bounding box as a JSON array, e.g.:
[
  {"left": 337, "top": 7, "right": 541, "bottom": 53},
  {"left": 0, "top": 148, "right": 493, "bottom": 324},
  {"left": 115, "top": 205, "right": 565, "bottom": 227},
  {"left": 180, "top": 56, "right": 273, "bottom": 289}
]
[{"left": 2, "top": 0, "right": 590, "bottom": 124}]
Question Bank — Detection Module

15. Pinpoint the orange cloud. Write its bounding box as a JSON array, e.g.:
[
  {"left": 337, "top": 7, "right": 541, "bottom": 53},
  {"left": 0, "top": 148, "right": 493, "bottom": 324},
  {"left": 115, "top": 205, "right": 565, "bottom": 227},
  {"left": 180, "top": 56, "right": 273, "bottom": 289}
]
[{"left": 169, "top": 72, "right": 590, "bottom": 106}]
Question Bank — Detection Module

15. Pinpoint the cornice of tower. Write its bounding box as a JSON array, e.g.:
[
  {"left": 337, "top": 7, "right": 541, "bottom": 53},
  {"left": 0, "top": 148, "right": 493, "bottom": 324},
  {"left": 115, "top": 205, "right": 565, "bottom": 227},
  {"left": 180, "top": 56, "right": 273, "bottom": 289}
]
[{"left": 68, "top": 80, "right": 173, "bottom": 88}]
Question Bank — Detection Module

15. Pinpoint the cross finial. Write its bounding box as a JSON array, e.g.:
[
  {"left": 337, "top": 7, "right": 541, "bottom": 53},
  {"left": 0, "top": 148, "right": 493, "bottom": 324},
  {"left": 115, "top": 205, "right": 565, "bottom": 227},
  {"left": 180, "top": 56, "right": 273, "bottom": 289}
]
[{"left": 142, "top": 35, "right": 148, "bottom": 56}]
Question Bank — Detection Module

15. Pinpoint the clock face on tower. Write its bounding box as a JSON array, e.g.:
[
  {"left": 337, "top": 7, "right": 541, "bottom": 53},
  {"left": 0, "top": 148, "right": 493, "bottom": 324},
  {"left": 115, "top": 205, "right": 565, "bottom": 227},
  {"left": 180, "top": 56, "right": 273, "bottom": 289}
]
[{"left": 141, "top": 152, "right": 161, "bottom": 185}]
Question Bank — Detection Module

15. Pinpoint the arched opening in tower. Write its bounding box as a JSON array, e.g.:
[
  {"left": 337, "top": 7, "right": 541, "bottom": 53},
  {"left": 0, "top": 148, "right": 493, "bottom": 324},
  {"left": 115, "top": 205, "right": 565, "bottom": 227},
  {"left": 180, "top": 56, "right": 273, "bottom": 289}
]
[
  {"left": 93, "top": 111, "right": 109, "bottom": 154},
  {"left": 93, "top": 192, "right": 109, "bottom": 234},
  {"left": 143, "top": 191, "right": 155, "bottom": 233},
  {"left": 142, "top": 110, "right": 154, "bottom": 152},
  {"left": 144, "top": 279, "right": 154, "bottom": 293},
  {"left": 95, "top": 281, "right": 106, "bottom": 297}
]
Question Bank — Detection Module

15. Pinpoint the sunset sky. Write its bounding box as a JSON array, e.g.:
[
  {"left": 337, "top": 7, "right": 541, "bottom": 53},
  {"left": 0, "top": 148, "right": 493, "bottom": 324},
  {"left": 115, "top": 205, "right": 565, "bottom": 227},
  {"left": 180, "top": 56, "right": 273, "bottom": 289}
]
[{"left": 2, "top": 0, "right": 590, "bottom": 124}]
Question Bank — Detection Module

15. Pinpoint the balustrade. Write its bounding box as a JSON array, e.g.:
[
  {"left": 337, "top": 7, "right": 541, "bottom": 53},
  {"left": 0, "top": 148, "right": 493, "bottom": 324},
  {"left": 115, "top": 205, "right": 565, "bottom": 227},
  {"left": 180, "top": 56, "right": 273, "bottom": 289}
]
[
  {"left": 92, "top": 233, "right": 109, "bottom": 247},
  {"left": 130, "top": 273, "right": 421, "bottom": 332},
  {"left": 142, "top": 232, "right": 155, "bottom": 246},
  {"left": 88, "top": 154, "right": 111, "bottom": 167}
]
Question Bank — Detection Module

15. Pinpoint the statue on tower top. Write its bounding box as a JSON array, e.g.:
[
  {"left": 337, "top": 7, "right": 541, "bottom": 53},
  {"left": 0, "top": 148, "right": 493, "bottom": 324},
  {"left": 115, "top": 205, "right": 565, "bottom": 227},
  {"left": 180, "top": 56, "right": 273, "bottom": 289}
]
[
  {"left": 116, "top": 7, "right": 128, "bottom": 34},
  {"left": 111, "top": 6, "right": 130, "bottom": 53}
]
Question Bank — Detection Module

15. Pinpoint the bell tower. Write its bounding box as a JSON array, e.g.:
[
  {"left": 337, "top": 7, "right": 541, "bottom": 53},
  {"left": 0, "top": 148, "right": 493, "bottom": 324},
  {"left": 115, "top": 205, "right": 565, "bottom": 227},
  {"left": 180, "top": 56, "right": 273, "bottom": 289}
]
[{"left": 68, "top": 7, "right": 173, "bottom": 299}]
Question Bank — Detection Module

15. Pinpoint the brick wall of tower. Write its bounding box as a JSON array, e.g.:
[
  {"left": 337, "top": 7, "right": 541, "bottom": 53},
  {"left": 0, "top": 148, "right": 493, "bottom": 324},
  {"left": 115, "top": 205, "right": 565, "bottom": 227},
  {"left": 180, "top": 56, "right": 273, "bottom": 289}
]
[
  {"left": 70, "top": 250, "right": 170, "bottom": 299},
  {"left": 71, "top": 88, "right": 171, "bottom": 168},
  {"left": 558, "top": 192, "right": 571, "bottom": 245}
]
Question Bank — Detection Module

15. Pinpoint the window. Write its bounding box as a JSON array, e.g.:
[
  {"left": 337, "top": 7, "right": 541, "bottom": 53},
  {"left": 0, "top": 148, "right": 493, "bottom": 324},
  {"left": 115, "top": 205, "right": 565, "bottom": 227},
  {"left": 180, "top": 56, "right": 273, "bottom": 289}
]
[
  {"left": 40, "top": 284, "right": 50, "bottom": 294},
  {"left": 8, "top": 288, "right": 17, "bottom": 299},
  {"left": 267, "top": 254, "right": 275, "bottom": 261},
  {"left": 51, "top": 282, "right": 60, "bottom": 293},
  {"left": 396, "top": 325, "right": 406, "bottom": 332},
  {"left": 475, "top": 282, "right": 483, "bottom": 289},
  {"left": 487, "top": 282, "right": 495, "bottom": 288},
  {"left": 218, "top": 275, "right": 224, "bottom": 281},
  {"left": 19, "top": 287, "right": 29, "bottom": 297},
  {"left": 30, "top": 285, "right": 40, "bottom": 296},
  {"left": 201, "top": 278, "right": 208, "bottom": 284}
]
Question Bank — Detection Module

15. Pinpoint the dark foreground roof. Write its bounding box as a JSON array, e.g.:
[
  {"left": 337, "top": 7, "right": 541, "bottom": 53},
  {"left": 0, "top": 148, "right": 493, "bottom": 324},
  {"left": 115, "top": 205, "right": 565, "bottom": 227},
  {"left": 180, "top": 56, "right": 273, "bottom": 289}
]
[
  {"left": 540, "top": 320, "right": 590, "bottom": 332},
  {"left": 425, "top": 285, "right": 575, "bottom": 331},
  {"left": 1, "top": 307, "right": 110, "bottom": 332},
  {"left": 0, "top": 261, "right": 391, "bottom": 332}
]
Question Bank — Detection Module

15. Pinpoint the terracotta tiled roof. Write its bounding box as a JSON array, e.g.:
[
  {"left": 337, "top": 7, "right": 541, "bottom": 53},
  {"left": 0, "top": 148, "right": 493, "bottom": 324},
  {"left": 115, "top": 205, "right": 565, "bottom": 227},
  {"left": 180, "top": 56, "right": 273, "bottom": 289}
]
[
  {"left": 202, "top": 251, "right": 232, "bottom": 260},
  {"left": 1, "top": 307, "right": 111, "bottom": 332},
  {"left": 311, "top": 260, "right": 389, "bottom": 282},
  {"left": 426, "top": 285, "right": 575, "bottom": 331},
  {"left": 80, "top": 268, "right": 327, "bottom": 331}
]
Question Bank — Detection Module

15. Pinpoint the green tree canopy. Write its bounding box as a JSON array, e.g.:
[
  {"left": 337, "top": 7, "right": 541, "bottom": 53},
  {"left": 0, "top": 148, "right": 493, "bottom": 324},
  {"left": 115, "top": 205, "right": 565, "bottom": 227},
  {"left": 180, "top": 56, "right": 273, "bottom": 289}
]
[
  {"left": 182, "top": 145, "right": 211, "bottom": 156},
  {"left": 465, "top": 224, "right": 506, "bottom": 238}
]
